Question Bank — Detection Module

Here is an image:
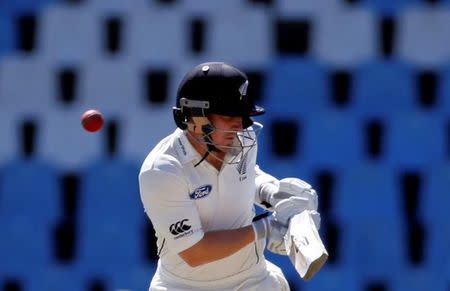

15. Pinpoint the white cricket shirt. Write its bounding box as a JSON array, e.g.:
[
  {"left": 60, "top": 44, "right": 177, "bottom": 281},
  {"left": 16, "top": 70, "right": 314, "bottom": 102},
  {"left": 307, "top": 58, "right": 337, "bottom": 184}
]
[{"left": 139, "top": 126, "right": 273, "bottom": 284}]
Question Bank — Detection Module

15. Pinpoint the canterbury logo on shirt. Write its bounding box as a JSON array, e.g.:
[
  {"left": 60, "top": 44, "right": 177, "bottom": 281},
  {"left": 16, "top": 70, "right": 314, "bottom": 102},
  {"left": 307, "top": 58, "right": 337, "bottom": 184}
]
[{"left": 169, "top": 219, "right": 193, "bottom": 239}]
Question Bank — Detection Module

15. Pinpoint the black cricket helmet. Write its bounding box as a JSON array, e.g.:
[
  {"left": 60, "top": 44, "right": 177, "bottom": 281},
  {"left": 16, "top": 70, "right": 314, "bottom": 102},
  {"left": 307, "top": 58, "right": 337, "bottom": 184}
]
[{"left": 173, "top": 62, "right": 265, "bottom": 129}]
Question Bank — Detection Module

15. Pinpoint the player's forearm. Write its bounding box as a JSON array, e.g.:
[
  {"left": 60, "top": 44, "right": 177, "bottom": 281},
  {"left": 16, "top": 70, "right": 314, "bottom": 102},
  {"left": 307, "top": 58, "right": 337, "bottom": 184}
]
[{"left": 179, "top": 226, "right": 255, "bottom": 267}]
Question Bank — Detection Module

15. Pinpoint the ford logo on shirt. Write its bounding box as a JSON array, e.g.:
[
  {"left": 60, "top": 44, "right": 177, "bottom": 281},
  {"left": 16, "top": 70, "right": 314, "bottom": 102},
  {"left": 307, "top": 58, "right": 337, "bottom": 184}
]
[{"left": 190, "top": 185, "right": 212, "bottom": 199}]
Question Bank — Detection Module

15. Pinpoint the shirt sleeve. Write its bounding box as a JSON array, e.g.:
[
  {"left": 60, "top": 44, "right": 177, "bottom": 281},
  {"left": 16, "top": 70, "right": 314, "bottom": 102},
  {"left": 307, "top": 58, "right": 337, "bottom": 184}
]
[
  {"left": 254, "top": 165, "right": 279, "bottom": 205},
  {"left": 139, "top": 169, "right": 204, "bottom": 254}
]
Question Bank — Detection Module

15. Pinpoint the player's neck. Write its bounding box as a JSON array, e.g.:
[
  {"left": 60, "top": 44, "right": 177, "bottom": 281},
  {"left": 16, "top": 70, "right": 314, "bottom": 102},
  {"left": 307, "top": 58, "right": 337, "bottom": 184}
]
[{"left": 186, "top": 131, "right": 225, "bottom": 171}]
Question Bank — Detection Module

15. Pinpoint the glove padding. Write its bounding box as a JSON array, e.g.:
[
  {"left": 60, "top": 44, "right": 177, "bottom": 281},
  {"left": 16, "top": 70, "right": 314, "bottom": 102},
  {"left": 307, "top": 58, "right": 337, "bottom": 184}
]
[
  {"left": 252, "top": 214, "right": 288, "bottom": 255},
  {"left": 273, "top": 197, "right": 321, "bottom": 230},
  {"left": 260, "top": 178, "right": 318, "bottom": 211}
]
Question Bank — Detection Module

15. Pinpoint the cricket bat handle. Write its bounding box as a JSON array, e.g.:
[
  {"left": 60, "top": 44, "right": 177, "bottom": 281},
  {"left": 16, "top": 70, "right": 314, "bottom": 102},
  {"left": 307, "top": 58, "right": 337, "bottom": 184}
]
[{"left": 285, "top": 211, "right": 328, "bottom": 281}]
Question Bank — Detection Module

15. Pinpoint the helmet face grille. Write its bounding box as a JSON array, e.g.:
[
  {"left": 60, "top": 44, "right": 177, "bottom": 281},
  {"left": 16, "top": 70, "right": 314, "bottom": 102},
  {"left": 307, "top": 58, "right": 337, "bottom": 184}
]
[{"left": 187, "top": 122, "right": 263, "bottom": 166}]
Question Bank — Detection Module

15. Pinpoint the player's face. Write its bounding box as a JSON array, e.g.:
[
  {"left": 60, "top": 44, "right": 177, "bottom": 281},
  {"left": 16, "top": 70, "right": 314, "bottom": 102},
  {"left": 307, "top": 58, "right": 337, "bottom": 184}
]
[{"left": 208, "top": 114, "right": 243, "bottom": 150}]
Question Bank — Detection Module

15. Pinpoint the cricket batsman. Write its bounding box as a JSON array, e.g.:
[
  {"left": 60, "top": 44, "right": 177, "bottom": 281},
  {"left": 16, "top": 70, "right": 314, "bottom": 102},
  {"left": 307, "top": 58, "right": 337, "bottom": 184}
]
[{"left": 139, "top": 62, "right": 323, "bottom": 290}]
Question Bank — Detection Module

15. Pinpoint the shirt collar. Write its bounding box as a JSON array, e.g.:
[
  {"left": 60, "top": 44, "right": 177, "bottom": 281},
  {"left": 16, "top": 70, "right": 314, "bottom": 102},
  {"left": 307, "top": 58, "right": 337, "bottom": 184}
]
[{"left": 173, "top": 128, "right": 204, "bottom": 165}]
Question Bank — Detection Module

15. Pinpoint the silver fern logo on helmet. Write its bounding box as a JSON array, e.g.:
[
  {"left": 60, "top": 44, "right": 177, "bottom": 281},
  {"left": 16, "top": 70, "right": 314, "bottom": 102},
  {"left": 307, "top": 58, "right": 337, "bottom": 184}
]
[{"left": 239, "top": 81, "right": 248, "bottom": 100}]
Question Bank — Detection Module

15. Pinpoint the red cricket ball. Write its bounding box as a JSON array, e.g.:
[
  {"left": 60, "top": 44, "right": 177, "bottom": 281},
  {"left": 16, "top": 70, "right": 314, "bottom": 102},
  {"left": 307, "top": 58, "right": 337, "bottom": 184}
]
[{"left": 81, "top": 109, "right": 104, "bottom": 132}]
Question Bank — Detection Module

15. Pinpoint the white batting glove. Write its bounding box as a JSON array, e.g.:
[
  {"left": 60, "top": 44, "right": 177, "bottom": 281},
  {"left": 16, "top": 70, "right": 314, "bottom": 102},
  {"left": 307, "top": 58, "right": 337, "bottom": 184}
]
[
  {"left": 259, "top": 178, "right": 318, "bottom": 211},
  {"left": 273, "top": 197, "right": 321, "bottom": 230},
  {"left": 308, "top": 210, "right": 321, "bottom": 230},
  {"left": 252, "top": 213, "right": 288, "bottom": 255}
]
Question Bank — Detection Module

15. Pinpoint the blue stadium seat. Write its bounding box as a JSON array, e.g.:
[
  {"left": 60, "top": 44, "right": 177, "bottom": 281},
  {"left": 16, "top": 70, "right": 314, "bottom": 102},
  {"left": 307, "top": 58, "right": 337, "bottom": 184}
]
[
  {"left": 110, "top": 264, "right": 156, "bottom": 291},
  {"left": 77, "top": 158, "right": 145, "bottom": 271},
  {"left": 254, "top": 114, "right": 312, "bottom": 180},
  {"left": 77, "top": 157, "right": 146, "bottom": 276},
  {"left": 334, "top": 163, "right": 407, "bottom": 277},
  {"left": 421, "top": 167, "right": 450, "bottom": 271},
  {"left": 421, "top": 165, "right": 450, "bottom": 226},
  {"left": 359, "top": 0, "right": 419, "bottom": 16},
  {"left": 0, "top": 159, "right": 59, "bottom": 275},
  {"left": 263, "top": 57, "right": 330, "bottom": 114},
  {"left": 0, "top": 218, "right": 53, "bottom": 274},
  {"left": 79, "top": 158, "right": 144, "bottom": 229},
  {"left": 437, "top": 65, "right": 450, "bottom": 114},
  {"left": 352, "top": 59, "right": 416, "bottom": 118},
  {"left": 339, "top": 221, "right": 407, "bottom": 279},
  {"left": 423, "top": 224, "right": 450, "bottom": 278},
  {"left": 391, "top": 266, "right": 447, "bottom": 291},
  {"left": 28, "top": 265, "right": 84, "bottom": 291},
  {"left": 0, "top": 158, "right": 61, "bottom": 226},
  {"left": 302, "top": 265, "right": 362, "bottom": 291},
  {"left": 0, "top": 0, "right": 59, "bottom": 15},
  {"left": 385, "top": 113, "right": 445, "bottom": 169},
  {"left": 257, "top": 159, "right": 311, "bottom": 188},
  {"left": 264, "top": 251, "right": 303, "bottom": 290},
  {"left": 303, "top": 111, "right": 363, "bottom": 169},
  {"left": 77, "top": 222, "right": 144, "bottom": 272},
  {"left": 0, "top": 12, "right": 14, "bottom": 55},
  {"left": 333, "top": 162, "right": 402, "bottom": 222},
  {"left": 258, "top": 157, "right": 307, "bottom": 182}
]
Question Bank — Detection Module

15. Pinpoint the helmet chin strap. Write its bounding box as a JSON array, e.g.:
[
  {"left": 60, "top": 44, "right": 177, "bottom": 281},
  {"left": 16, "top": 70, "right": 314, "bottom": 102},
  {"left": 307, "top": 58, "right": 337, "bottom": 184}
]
[
  {"left": 187, "top": 115, "right": 255, "bottom": 168},
  {"left": 194, "top": 123, "right": 217, "bottom": 167},
  {"left": 187, "top": 117, "right": 221, "bottom": 167}
]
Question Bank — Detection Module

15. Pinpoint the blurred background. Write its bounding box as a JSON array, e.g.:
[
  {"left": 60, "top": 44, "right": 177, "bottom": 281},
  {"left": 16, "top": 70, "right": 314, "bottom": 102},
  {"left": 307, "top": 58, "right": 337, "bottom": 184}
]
[{"left": 0, "top": 0, "right": 449, "bottom": 290}]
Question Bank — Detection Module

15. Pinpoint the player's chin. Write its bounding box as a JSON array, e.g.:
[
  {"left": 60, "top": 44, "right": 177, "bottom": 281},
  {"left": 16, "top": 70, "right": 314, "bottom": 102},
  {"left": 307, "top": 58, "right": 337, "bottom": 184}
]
[
  {"left": 218, "top": 137, "right": 233, "bottom": 145},
  {"left": 216, "top": 143, "right": 233, "bottom": 152}
]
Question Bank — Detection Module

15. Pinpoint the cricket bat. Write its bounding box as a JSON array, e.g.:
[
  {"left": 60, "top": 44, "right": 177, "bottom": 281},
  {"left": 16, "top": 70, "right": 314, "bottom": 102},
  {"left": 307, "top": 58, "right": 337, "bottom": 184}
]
[{"left": 285, "top": 210, "right": 328, "bottom": 281}]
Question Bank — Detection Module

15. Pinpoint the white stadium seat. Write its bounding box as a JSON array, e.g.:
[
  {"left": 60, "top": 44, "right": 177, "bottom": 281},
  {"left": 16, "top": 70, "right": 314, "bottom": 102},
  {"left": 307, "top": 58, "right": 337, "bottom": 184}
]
[
  {"left": 180, "top": 0, "right": 245, "bottom": 15},
  {"left": 39, "top": 4, "right": 100, "bottom": 63},
  {"left": 167, "top": 59, "right": 205, "bottom": 103},
  {"left": 78, "top": 59, "right": 141, "bottom": 115},
  {"left": 125, "top": 8, "right": 184, "bottom": 65},
  {"left": 275, "top": 0, "right": 343, "bottom": 18},
  {"left": 84, "top": 0, "right": 149, "bottom": 14},
  {"left": 398, "top": 5, "right": 450, "bottom": 67},
  {"left": 0, "top": 56, "right": 53, "bottom": 115},
  {"left": 207, "top": 9, "right": 272, "bottom": 67},
  {"left": 120, "top": 108, "right": 176, "bottom": 162},
  {"left": 39, "top": 109, "right": 102, "bottom": 169},
  {"left": 313, "top": 7, "right": 377, "bottom": 67}
]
